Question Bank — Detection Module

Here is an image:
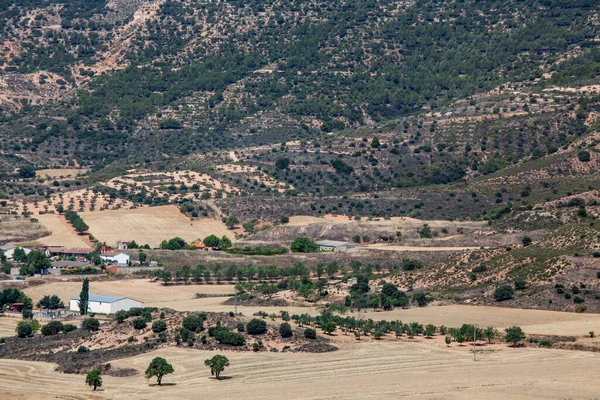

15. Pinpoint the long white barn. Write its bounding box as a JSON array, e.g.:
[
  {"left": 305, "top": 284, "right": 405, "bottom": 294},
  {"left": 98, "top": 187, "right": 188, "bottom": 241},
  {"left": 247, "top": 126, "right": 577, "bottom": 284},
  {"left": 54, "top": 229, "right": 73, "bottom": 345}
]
[{"left": 69, "top": 294, "right": 142, "bottom": 314}]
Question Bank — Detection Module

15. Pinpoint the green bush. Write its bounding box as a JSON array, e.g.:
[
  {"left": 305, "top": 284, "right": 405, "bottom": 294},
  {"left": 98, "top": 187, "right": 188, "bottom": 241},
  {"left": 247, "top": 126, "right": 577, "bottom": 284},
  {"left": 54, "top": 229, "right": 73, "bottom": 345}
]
[
  {"left": 115, "top": 310, "right": 128, "bottom": 323},
  {"left": 247, "top": 318, "right": 267, "bottom": 335},
  {"left": 152, "top": 320, "right": 167, "bottom": 333},
  {"left": 77, "top": 345, "right": 89, "bottom": 353},
  {"left": 82, "top": 318, "right": 100, "bottom": 331},
  {"left": 279, "top": 322, "right": 293, "bottom": 338},
  {"left": 127, "top": 308, "right": 143, "bottom": 317},
  {"left": 63, "top": 324, "right": 77, "bottom": 332},
  {"left": 41, "top": 321, "right": 64, "bottom": 336},
  {"left": 182, "top": 315, "right": 205, "bottom": 332},
  {"left": 132, "top": 317, "right": 147, "bottom": 330},
  {"left": 494, "top": 285, "right": 514, "bottom": 301},
  {"left": 304, "top": 328, "right": 317, "bottom": 339}
]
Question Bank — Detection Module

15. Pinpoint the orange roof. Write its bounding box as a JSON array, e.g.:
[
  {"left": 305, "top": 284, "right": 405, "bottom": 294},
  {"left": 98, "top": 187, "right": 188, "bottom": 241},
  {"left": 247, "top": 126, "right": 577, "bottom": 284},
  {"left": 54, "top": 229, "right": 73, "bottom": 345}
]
[{"left": 190, "top": 242, "right": 206, "bottom": 248}]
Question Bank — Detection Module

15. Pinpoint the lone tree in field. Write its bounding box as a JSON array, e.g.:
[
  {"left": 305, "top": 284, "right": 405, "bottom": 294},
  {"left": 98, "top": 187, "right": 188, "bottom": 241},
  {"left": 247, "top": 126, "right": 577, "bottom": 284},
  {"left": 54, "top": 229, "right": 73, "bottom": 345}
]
[
  {"left": 145, "top": 357, "right": 174, "bottom": 386},
  {"left": 205, "top": 354, "right": 229, "bottom": 380},
  {"left": 85, "top": 370, "right": 102, "bottom": 391},
  {"left": 79, "top": 278, "right": 89, "bottom": 315},
  {"left": 504, "top": 326, "right": 526, "bottom": 347}
]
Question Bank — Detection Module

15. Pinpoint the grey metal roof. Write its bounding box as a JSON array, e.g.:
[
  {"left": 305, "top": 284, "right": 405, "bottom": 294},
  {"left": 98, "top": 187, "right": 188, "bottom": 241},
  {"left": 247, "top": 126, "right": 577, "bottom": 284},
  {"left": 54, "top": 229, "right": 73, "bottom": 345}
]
[
  {"left": 0, "top": 245, "right": 16, "bottom": 251},
  {"left": 316, "top": 240, "right": 351, "bottom": 247},
  {"left": 71, "top": 294, "right": 126, "bottom": 303}
]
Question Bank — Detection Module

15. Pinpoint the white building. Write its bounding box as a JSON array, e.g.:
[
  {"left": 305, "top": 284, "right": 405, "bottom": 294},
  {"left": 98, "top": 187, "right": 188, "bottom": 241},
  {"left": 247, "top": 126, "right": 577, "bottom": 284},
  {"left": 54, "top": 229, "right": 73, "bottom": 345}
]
[
  {"left": 1, "top": 245, "right": 31, "bottom": 260},
  {"left": 69, "top": 294, "right": 142, "bottom": 314},
  {"left": 100, "top": 252, "right": 130, "bottom": 266},
  {"left": 315, "top": 240, "right": 356, "bottom": 252}
]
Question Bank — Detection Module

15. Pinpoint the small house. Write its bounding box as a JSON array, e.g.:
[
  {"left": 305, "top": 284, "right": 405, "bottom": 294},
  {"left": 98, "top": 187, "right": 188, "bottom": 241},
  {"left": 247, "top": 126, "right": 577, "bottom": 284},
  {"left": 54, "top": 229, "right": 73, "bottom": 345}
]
[
  {"left": 11, "top": 303, "right": 25, "bottom": 312},
  {"left": 100, "top": 252, "right": 130, "bottom": 266},
  {"left": 69, "top": 294, "right": 142, "bottom": 314}
]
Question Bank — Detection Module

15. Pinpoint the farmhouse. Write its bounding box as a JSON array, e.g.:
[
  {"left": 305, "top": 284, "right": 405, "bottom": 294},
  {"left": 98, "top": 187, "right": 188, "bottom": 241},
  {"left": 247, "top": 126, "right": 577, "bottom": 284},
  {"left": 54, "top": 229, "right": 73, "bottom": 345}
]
[
  {"left": 100, "top": 252, "right": 130, "bottom": 266},
  {"left": 0, "top": 245, "right": 31, "bottom": 260},
  {"left": 44, "top": 246, "right": 94, "bottom": 258},
  {"left": 316, "top": 240, "right": 356, "bottom": 252},
  {"left": 69, "top": 294, "right": 142, "bottom": 314}
]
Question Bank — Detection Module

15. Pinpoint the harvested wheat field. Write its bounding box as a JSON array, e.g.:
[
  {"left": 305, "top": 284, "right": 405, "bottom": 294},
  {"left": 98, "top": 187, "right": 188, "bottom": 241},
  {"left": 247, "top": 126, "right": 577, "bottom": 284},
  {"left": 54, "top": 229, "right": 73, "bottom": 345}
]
[
  {"left": 80, "top": 205, "right": 230, "bottom": 247},
  {"left": 3, "top": 342, "right": 600, "bottom": 399},
  {"left": 0, "top": 317, "right": 18, "bottom": 337},
  {"left": 35, "top": 214, "right": 90, "bottom": 247},
  {"left": 22, "top": 279, "right": 235, "bottom": 305}
]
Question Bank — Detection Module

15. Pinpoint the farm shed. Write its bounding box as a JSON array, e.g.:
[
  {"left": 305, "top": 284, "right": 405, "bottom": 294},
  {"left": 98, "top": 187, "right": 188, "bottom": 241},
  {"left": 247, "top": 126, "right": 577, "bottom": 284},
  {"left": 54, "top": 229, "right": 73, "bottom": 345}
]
[
  {"left": 69, "top": 294, "right": 142, "bottom": 314},
  {"left": 316, "top": 240, "right": 356, "bottom": 252}
]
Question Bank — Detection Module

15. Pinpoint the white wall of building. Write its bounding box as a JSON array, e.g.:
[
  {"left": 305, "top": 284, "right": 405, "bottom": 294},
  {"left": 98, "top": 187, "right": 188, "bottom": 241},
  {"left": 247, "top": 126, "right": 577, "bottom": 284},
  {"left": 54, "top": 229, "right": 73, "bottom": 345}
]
[
  {"left": 100, "top": 253, "right": 130, "bottom": 266},
  {"left": 69, "top": 297, "right": 142, "bottom": 314}
]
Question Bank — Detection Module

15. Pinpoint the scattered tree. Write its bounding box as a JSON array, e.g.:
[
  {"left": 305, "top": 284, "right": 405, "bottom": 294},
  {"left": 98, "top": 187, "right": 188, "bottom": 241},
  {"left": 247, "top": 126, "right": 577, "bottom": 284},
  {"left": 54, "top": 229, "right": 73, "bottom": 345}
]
[
  {"left": 85, "top": 370, "right": 102, "bottom": 391},
  {"left": 145, "top": 357, "right": 174, "bottom": 386},
  {"left": 204, "top": 354, "right": 229, "bottom": 380}
]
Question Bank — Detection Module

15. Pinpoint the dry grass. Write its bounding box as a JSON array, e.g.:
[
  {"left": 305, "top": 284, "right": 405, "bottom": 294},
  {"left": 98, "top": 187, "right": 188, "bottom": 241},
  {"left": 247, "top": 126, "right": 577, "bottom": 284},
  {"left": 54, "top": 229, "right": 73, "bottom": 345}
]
[
  {"left": 0, "top": 317, "right": 18, "bottom": 337},
  {"left": 2, "top": 342, "right": 600, "bottom": 399},
  {"left": 0, "top": 216, "right": 50, "bottom": 245},
  {"left": 80, "top": 205, "right": 230, "bottom": 247},
  {"left": 35, "top": 168, "right": 88, "bottom": 180}
]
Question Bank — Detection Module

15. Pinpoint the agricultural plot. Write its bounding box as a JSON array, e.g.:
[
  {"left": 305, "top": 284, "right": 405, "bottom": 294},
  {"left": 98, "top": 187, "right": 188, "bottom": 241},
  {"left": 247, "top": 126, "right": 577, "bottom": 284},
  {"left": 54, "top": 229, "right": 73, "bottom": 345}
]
[
  {"left": 80, "top": 205, "right": 230, "bottom": 248},
  {"left": 35, "top": 214, "right": 90, "bottom": 248},
  {"left": 2, "top": 342, "right": 600, "bottom": 399}
]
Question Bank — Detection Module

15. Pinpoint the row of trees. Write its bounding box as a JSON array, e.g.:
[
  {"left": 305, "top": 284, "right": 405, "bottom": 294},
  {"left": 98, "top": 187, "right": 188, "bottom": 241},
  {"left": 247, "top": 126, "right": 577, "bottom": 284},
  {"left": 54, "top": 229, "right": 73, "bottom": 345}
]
[
  {"left": 159, "top": 235, "right": 232, "bottom": 250},
  {"left": 64, "top": 210, "right": 89, "bottom": 234}
]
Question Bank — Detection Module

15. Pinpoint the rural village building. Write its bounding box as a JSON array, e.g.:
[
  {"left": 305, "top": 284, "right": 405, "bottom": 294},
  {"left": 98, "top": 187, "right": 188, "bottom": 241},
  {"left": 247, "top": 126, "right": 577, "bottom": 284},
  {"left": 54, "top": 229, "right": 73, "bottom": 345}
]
[
  {"left": 99, "top": 252, "right": 130, "bottom": 266},
  {"left": 44, "top": 246, "right": 94, "bottom": 258},
  {"left": 69, "top": 294, "right": 142, "bottom": 314},
  {"left": 315, "top": 240, "right": 356, "bottom": 252},
  {"left": 0, "top": 245, "right": 31, "bottom": 260}
]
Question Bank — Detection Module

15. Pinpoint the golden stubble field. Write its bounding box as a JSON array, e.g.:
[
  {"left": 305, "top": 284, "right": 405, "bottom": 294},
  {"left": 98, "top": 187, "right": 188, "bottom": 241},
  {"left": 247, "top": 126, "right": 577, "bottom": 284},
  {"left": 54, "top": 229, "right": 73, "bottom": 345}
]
[
  {"left": 2, "top": 342, "right": 600, "bottom": 399},
  {"left": 80, "top": 205, "right": 231, "bottom": 247}
]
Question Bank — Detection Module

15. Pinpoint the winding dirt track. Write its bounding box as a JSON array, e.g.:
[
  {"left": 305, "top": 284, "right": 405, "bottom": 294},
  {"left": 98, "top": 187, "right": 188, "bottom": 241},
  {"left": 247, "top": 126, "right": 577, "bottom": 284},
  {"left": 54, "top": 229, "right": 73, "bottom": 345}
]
[{"left": 2, "top": 342, "right": 600, "bottom": 399}]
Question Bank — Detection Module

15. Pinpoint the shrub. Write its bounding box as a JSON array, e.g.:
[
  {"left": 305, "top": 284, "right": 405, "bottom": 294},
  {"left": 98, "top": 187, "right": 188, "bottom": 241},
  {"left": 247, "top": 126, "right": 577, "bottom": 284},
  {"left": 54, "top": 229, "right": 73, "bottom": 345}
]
[
  {"left": 152, "top": 320, "right": 167, "bottom": 333},
  {"left": 494, "top": 285, "right": 514, "bottom": 301},
  {"left": 82, "top": 318, "right": 99, "bottom": 331},
  {"left": 539, "top": 339, "right": 553, "bottom": 348},
  {"left": 521, "top": 236, "right": 532, "bottom": 246},
  {"left": 216, "top": 331, "right": 246, "bottom": 346},
  {"left": 182, "top": 314, "right": 204, "bottom": 332},
  {"left": 78, "top": 345, "right": 89, "bottom": 353},
  {"left": 128, "top": 307, "right": 143, "bottom": 317},
  {"left": 16, "top": 322, "right": 33, "bottom": 338},
  {"left": 115, "top": 310, "right": 128, "bottom": 323},
  {"left": 132, "top": 317, "right": 147, "bottom": 330},
  {"left": 304, "top": 328, "right": 317, "bottom": 339},
  {"left": 574, "top": 296, "right": 585, "bottom": 304},
  {"left": 578, "top": 150, "right": 591, "bottom": 162},
  {"left": 472, "top": 265, "right": 487, "bottom": 273},
  {"left": 247, "top": 318, "right": 267, "bottom": 335},
  {"left": 279, "top": 322, "right": 293, "bottom": 338},
  {"left": 514, "top": 278, "right": 527, "bottom": 291},
  {"left": 63, "top": 324, "right": 77, "bottom": 332},
  {"left": 575, "top": 304, "right": 587, "bottom": 313},
  {"left": 236, "top": 323, "right": 245, "bottom": 332},
  {"left": 504, "top": 326, "right": 525, "bottom": 346},
  {"left": 41, "top": 321, "right": 64, "bottom": 336}
]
